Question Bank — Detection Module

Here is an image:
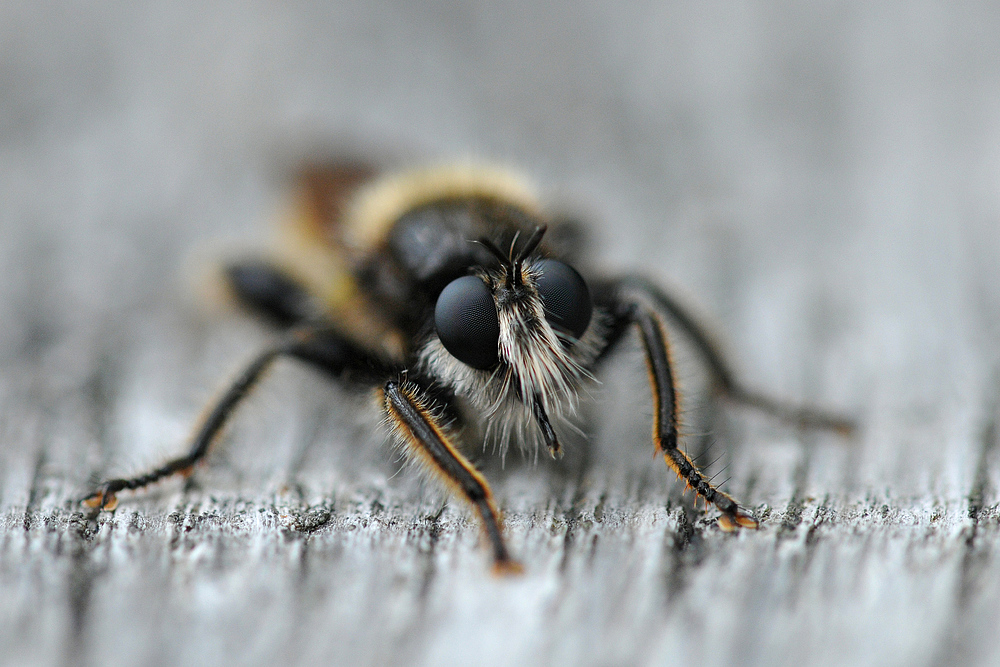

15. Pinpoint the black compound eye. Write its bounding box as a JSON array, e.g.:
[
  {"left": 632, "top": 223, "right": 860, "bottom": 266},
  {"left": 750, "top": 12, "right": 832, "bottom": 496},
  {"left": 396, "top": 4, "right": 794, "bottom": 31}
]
[
  {"left": 534, "top": 259, "right": 592, "bottom": 341},
  {"left": 434, "top": 275, "right": 500, "bottom": 370}
]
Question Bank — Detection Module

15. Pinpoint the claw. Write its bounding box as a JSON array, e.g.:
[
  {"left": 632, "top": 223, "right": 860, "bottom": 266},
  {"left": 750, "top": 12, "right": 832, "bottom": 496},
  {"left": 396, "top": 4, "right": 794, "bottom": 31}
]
[
  {"left": 718, "top": 510, "right": 758, "bottom": 531},
  {"left": 81, "top": 488, "right": 118, "bottom": 511},
  {"left": 81, "top": 494, "right": 102, "bottom": 509},
  {"left": 491, "top": 558, "right": 525, "bottom": 577}
]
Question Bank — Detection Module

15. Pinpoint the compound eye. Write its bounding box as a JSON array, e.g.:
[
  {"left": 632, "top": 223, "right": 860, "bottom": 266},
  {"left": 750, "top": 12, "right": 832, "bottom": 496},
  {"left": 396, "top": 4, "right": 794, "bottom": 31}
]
[
  {"left": 534, "top": 259, "right": 593, "bottom": 341},
  {"left": 434, "top": 275, "right": 500, "bottom": 370}
]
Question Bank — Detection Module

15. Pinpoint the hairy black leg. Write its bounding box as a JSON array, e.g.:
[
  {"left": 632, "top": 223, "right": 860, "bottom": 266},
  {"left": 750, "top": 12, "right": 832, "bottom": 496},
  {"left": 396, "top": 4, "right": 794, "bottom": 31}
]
[
  {"left": 598, "top": 275, "right": 855, "bottom": 435},
  {"left": 382, "top": 380, "right": 522, "bottom": 575},
  {"left": 591, "top": 285, "right": 758, "bottom": 529},
  {"left": 225, "top": 260, "right": 319, "bottom": 326},
  {"left": 634, "top": 304, "right": 759, "bottom": 530},
  {"left": 83, "top": 327, "right": 398, "bottom": 510}
]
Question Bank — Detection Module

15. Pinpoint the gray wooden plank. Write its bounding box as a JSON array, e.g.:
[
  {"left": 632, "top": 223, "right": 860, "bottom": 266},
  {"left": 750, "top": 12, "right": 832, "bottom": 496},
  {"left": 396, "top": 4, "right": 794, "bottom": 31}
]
[{"left": 3, "top": 3, "right": 1000, "bottom": 667}]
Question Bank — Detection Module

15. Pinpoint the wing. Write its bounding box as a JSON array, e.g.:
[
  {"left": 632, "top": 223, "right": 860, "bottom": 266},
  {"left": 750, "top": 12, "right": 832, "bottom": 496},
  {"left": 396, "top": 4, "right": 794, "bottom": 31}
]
[{"left": 227, "top": 161, "right": 408, "bottom": 361}]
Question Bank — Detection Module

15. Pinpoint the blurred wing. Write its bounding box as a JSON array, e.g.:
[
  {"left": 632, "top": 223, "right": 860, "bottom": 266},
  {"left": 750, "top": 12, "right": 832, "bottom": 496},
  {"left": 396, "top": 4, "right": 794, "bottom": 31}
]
[{"left": 272, "top": 162, "right": 407, "bottom": 360}]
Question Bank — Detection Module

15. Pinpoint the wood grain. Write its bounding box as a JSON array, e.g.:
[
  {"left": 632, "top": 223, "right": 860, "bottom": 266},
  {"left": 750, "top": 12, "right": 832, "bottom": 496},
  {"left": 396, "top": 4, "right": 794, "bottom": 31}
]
[{"left": 3, "top": 3, "right": 1000, "bottom": 667}]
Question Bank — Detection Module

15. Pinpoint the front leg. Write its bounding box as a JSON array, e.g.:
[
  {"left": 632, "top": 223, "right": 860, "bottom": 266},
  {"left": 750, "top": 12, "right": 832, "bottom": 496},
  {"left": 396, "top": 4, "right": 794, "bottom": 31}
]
[
  {"left": 382, "top": 380, "right": 522, "bottom": 575},
  {"left": 83, "top": 326, "right": 397, "bottom": 510},
  {"left": 604, "top": 291, "right": 759, "bottom": 530}
]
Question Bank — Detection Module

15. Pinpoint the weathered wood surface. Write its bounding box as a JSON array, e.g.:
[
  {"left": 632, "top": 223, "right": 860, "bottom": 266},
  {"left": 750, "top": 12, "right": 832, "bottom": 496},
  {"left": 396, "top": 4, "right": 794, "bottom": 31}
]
[{"left": 3, "top": 4, "right": 1000, "bottom": 666}]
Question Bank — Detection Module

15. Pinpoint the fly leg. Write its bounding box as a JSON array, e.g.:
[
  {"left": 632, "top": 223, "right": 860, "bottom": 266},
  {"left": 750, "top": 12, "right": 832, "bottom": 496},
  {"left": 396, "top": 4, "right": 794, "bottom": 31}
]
[
  {"left": 599, "top": 275, "right": 856, "bottom": 435},
  {"left": 382, "top": 379, "right": 522, "bottom": 575},
  {"left": 83, "top": 326, "right": 397, "bottom": 510},
  {"left": 595, "top": 284, "right": 759, "bottom": 530}
]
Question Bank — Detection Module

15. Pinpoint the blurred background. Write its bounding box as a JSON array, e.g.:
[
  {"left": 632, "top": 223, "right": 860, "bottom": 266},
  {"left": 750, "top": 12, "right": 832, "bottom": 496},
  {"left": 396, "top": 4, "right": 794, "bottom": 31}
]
[
  {"left": 4, "top": 1, "right": 999, "bottom": 496},
  {"left": 2, "top": 3, "right": 1000, "bottom": 666}
]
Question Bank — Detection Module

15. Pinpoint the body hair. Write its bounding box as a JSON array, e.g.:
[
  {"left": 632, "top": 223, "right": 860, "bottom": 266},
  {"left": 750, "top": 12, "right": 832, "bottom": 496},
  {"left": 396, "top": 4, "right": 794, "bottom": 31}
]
[{"left": 418, "top": 259, "right": 609, "bottom": 457}]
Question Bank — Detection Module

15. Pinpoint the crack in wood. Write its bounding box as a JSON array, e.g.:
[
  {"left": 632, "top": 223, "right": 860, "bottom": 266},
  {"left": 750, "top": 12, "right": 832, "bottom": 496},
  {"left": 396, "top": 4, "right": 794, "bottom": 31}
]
[{"left": 957, "top": 380, "right": 999, "bottom": 607}]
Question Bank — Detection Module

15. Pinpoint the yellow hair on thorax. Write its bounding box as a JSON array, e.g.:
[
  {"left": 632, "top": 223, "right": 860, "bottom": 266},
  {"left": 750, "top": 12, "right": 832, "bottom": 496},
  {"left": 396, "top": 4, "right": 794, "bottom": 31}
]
[{"left": 343, "top": 164, "right": 543, "bottom": 251}]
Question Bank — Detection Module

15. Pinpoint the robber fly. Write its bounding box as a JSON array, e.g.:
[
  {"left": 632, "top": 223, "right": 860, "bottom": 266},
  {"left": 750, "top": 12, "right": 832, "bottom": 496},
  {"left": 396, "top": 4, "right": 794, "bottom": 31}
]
[{"left": 84, "top": 162, "right": 853, "bottom": 573}]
